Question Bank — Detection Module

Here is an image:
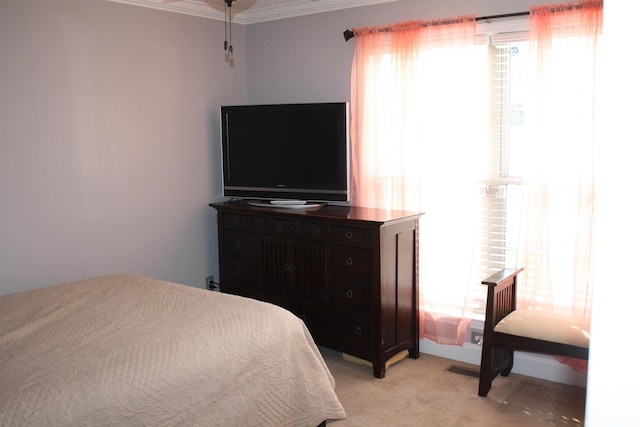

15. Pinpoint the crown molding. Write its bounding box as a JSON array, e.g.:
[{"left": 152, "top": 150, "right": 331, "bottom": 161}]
[
  {"left": 108, "top": 0, "right": 227, "bottom": 20},
  {"left": 107, "top": 0, "right": 402, "bottom": 25},
  {"left": 239, "top": 0, "right": 402, "bottom": 24}
]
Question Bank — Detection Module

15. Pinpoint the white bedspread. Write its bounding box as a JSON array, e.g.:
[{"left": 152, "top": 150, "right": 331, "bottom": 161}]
[{"left": 0, "top": 274, "right": 346, "bottom": 426}]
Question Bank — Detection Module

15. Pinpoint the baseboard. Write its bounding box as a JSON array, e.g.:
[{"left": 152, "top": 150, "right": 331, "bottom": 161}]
[{"left": 419, "top": 338, "right": 588, "bottom": 388}]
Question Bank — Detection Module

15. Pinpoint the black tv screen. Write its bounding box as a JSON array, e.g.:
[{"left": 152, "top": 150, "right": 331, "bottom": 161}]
[{"left": 220, "top": 102, "right": 350, "bottom": 203}]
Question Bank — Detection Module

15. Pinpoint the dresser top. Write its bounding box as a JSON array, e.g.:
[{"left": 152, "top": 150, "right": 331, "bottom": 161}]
[{"left": 210, "top": 200, "right": 423, "bottom": 225}]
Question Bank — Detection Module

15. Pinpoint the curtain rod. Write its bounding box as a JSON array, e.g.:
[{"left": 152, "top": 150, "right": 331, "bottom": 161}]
[{"left": 343, "top": 11, "right": 530, "bottom": 41}]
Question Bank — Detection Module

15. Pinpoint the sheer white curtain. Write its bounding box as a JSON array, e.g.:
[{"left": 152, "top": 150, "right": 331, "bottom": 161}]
[
  {"left": 518, "top": 1, "right": 602, "bottom": 323},
  {"left": 349, "top": 1, "right": 602, "bottom": 350},
  {"left": 516, "top": 0, "right": 602, "bottom": 370},
  {"left": 350, "top": 17, "right": 489, "bottom": 345}
]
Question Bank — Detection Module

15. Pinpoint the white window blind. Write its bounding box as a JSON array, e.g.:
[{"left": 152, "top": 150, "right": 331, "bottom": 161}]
[
  {"left": 469, "top": 32, "right": 528, "bottom": 317},
  {"left": 484, "top": 37, "right": 528, "bottom": 268},
  {"left": 473, "top": 26, "right": 595, "bottom": 316}
]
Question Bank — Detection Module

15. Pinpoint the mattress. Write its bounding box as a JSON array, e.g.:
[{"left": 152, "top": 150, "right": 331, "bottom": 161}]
[{"left": 0, "top": 274, "right": 346, "bottom": 426}]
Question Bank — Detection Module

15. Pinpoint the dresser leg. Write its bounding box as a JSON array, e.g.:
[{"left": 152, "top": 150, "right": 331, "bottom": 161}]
[{"left": 373, "top": 360, "right": 386, "bottom": 378}]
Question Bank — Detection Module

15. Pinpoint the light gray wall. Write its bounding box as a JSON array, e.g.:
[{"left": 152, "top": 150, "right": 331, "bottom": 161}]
[
  {"left": 246, "top": 0, "right": 550, "bottom": 104},
  {"left": 1, "top": 0, "right": 635, "bottom": 423},
  {"left": 1, "top": 0, "right": 552, "bottom": 297},
  {"left": 0, "top": 0, "right": 247, "bottom": 295}
]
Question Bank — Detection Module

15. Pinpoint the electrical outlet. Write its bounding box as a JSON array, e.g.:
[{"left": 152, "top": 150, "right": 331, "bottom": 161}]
[
  {"left": 206, "top": 276, "right": 215, "bottom": 290},
  {"left": 471, "top": 330, "right": 483, "bottom": 345}
]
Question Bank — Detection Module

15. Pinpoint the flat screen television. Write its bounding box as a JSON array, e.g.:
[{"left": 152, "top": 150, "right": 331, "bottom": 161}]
[{"left": 220, "top": 102, "right": 350, "bottom": 205}]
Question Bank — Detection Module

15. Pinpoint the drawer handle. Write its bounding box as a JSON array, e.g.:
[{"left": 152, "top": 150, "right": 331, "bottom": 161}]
[
  {"left": 295, "top": 220, "right": 302, "bottom": 228},
  {"left": 284, "top": 263, "right": 296, "bottom": 272},
  {"left": 259, "top": 220, "right": 267, "bottom": 229},
  {"left": 234, "top": 217, "right": 241, "bottom": 225},
  {"left": 346, "top": 289, "right": 354, "bottom": 298},
  {"left": 276, "top": 223, "right": 284, "bottom": 231},
  {"left": 345, "top": 257, "right": 353, "bottom": 266},
  {"left": 354, "top": 326, "right": 362, "bottom": 335},
  {"left": 345, "top": 230, "right": 353, "bottom": 239},
  {"left": 313, "top": 228, "right": 320, "bottom": 236},
  {"left": 235, "top": 240, "right": 242, "bottom": 248},
  {"left": 235, "top": 267, "right": 243, "bottom": 276}
]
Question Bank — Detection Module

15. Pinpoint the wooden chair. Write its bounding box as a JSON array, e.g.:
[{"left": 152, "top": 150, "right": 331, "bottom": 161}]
[{"left": 478, "top": 268, "right": 590, "bottom": 397}]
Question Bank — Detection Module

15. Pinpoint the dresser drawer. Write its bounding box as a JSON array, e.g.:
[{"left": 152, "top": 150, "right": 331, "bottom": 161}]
[
  {"left": 222, "top": 213, "right": 255, "bottom": 231},
  {"left": 255, "top": 216, "right": 273, "bottom": 234},
  {"left": 255, "top": 216, "right": 328, "bottom": 241},
  {"left": 328, "top": 278, "right": 370, "bottom": 314},
  {"left": 291, "top": 220, "right": 327, "bottom": 241},
  {"left": 253, "top": 216, "right": 292, "bottom": 236},
  {"left": 221, "top": 258, "right": 257, "bottom": 288},
  {"left": 329, "top": 225, "right": 373, "bottom": 246},
  {"left": 294, "top": 303, "right": 371, "bottom": 352},
  {"left": 268, "top": 217, "right": 291, "bottom": 236},
  {"left": 222, "top": 230, "right": 257, "bottom": 260},
  {"left": 330, "top": 245, "right": 373, "bottom": 281},
  {"left": 221, "top": 284, "right": 290, "bottom": 309}
]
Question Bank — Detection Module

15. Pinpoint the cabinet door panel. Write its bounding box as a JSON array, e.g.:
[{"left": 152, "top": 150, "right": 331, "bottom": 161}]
[
  {"left": 258, "top": 237, "right": 289, "bottom": 292},
  {"left": 290, "top": 240, "right": 326, "bottom": 301}
]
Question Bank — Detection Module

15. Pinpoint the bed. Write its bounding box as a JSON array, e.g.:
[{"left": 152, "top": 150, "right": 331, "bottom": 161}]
[{"left": 0, "top": 274, "right": 346, "bottom": 426}]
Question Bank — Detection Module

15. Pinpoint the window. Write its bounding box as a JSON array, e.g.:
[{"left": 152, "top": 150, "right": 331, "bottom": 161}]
[
  {"left": 471, "top": 38, "right": 529, "bottom": 317},
  {"left": 350, "top": 5, "right": 600, "bottom": 344},
  {"left": 473, "top": 9, "right": 599, "bottom": 318}
]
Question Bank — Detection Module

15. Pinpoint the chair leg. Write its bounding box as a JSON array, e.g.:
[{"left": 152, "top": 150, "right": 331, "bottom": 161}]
[
  {"left": 500, "top": 349, "right": 514, "bottom": 376},
  {"left": 478, "top": 347, "right": 493, "bottom": 397},
  {"left": 478, "top": 379, "right": 492, "bottom": 397}
]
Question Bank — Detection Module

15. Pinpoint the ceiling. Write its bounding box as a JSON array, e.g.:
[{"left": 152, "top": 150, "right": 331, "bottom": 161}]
[{"left": 108, "top": 0, "right": 402, "bottom": 24}]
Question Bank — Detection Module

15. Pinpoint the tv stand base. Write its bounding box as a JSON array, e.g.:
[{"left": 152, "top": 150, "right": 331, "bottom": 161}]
[{"left": 246, "top": 200, "right": 327, "bottom": 210}]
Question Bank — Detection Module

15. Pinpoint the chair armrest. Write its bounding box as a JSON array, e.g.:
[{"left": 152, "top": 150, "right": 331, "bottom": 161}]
[
  {"left": 483, "top": 267, "right": 524, "bottom": 329},
  {"left": 482, "top": 267, "right": 524, "bottom": 288}
]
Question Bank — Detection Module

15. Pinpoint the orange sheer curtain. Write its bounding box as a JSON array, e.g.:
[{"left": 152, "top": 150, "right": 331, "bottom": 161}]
[
  {"left": 350, "top": 16, "right": 488, "bottom": 345},
  {"left": 519, "top": 1, "right": 602, "bottom": 370},
  {"left": 519, "top": 1, "right": 602, "bottom": 316}
]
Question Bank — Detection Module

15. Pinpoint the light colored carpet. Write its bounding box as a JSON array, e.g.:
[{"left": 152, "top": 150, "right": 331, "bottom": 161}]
[{"left": 321, "top": 347, "right": 586, "bottom": 427}]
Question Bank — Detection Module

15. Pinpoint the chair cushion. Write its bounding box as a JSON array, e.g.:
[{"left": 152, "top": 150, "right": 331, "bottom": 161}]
[{"left": 494, "top": 310, "right": 590, "bottom": 348}]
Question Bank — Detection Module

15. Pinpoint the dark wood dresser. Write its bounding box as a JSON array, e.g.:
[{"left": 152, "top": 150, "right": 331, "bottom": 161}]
[{"left": 210, "top": 200, "right": 422, "bottom": 378}]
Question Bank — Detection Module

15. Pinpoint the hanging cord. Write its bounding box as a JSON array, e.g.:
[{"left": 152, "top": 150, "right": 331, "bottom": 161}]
[
  {"left": 224, "top": 3, "right": 228, "bottom": 51},
  {"left": 224, "top": 0, "right": 233, "bottom": 56},
  {"left": 228, "top": 5, "right": 233, "bottom": 56}
]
